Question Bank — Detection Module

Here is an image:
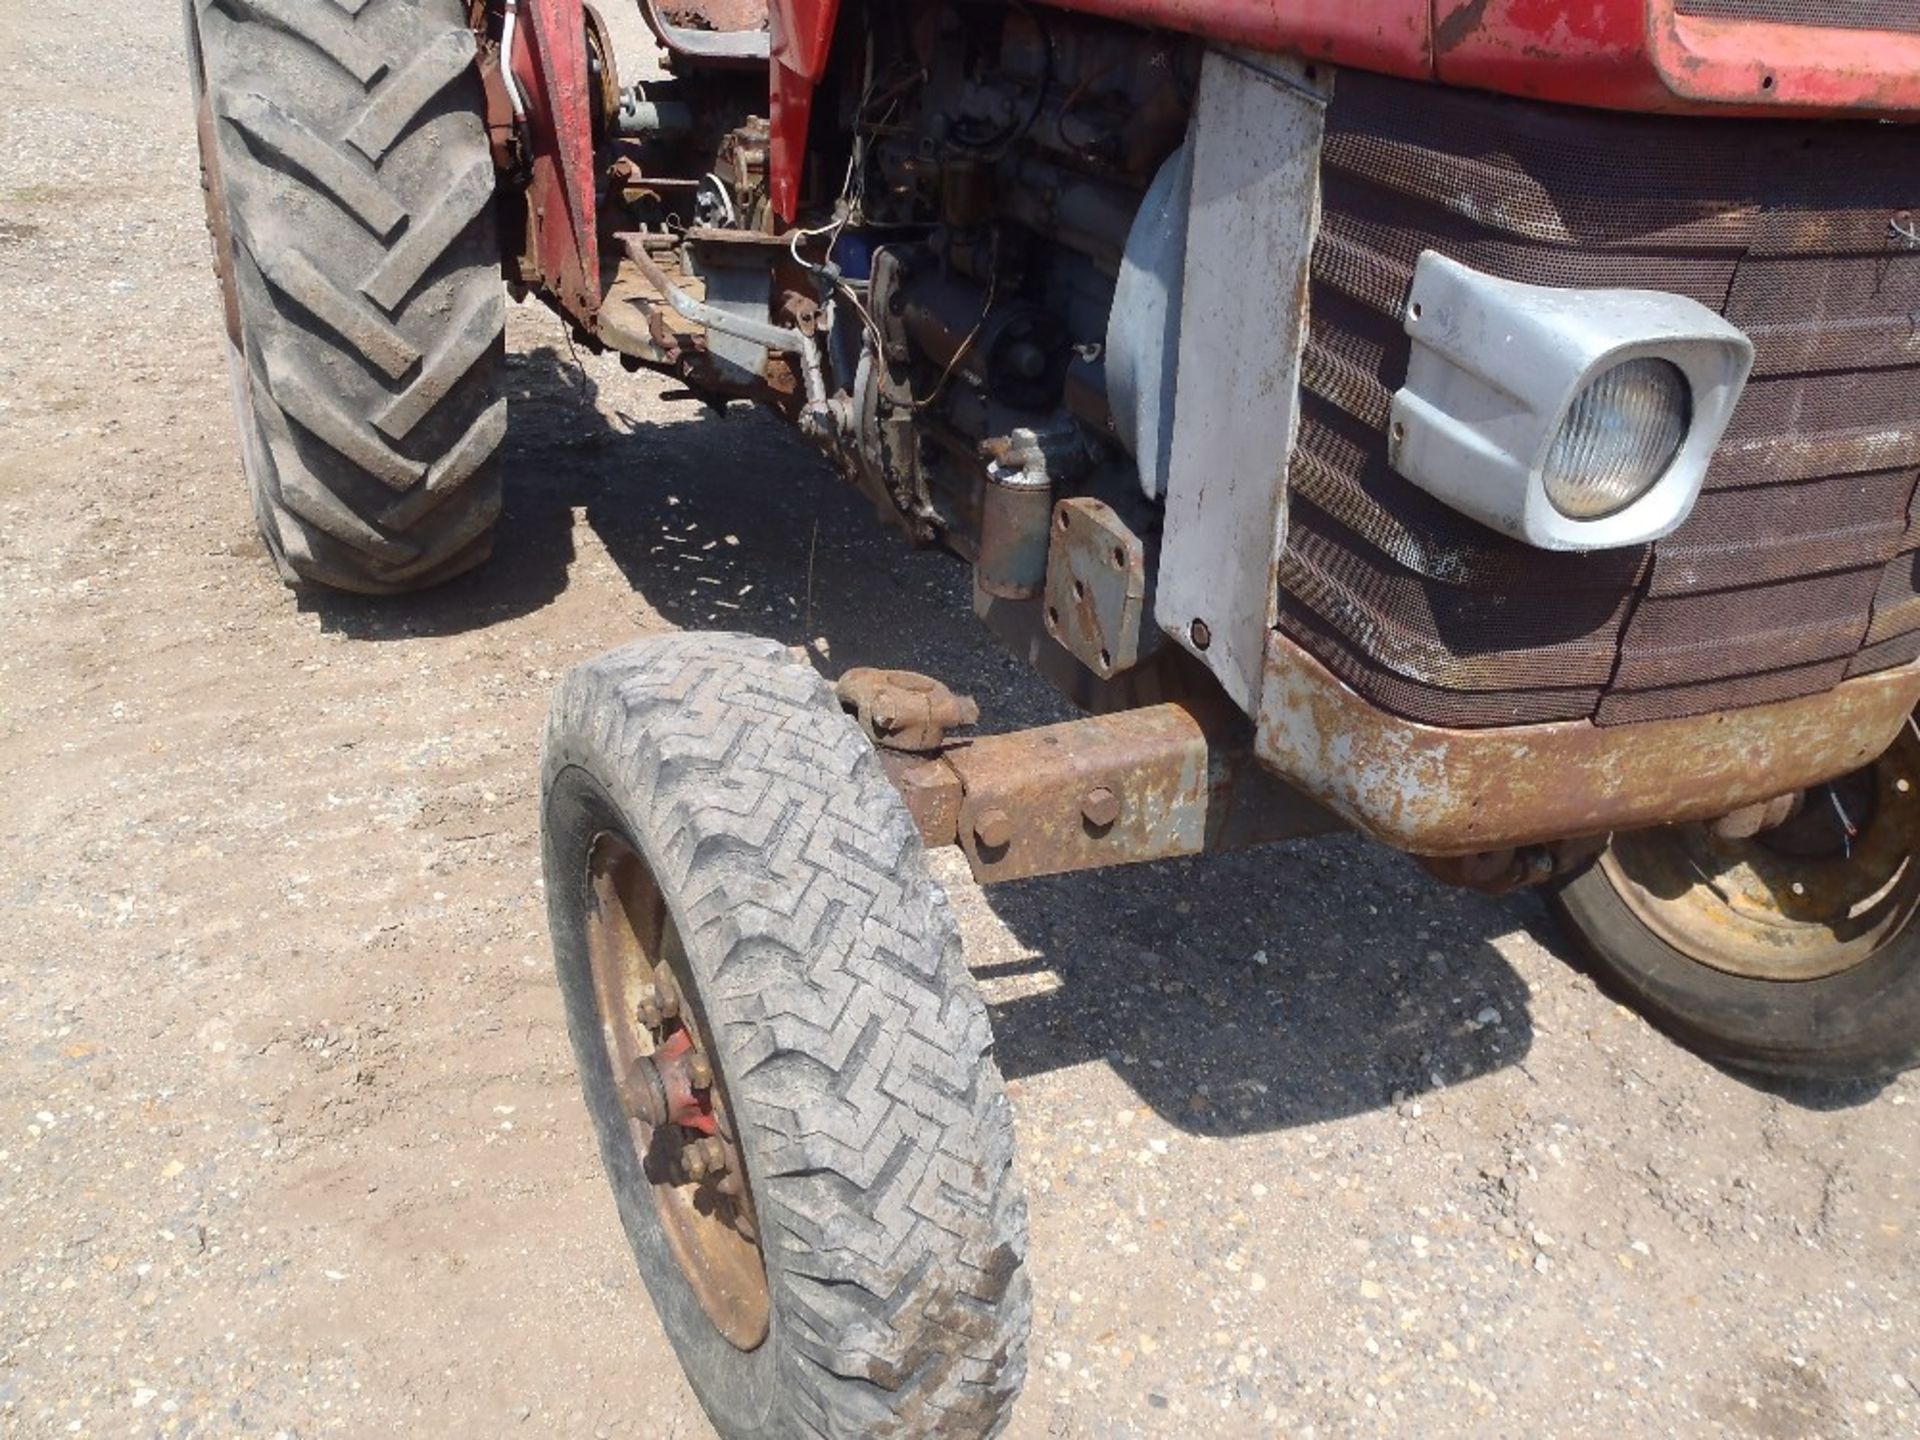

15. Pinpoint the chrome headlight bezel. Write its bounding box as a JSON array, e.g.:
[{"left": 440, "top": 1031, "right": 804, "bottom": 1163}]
[{"left": 1388, "top": 252, "right": 1755, "bottom": 552}]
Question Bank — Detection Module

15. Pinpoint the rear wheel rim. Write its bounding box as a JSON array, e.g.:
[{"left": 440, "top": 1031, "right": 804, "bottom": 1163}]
[
  {"left": 1604, "top": 715, "right": 1920, "bottom": 982},
  {"left": 585, "top": 833, "right": 770, "bottom": 1350}
]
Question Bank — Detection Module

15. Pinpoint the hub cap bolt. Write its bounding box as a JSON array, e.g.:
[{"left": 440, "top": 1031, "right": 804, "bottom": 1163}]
[{"left": 689, "top": 1053, "right": 713, "bottom": 1090}]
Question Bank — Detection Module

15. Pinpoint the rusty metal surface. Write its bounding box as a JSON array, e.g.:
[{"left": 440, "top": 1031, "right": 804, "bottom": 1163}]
[
  {"left": 1257, "top": 630, "right": 1920, "bottom": 857},
  {"left": 586, "top": 834, "right": 768, "bottom": 1350},
  {"left": 1603, "top": 717, "right": 1920, "bottom": 981},
  {"left": 835, "top": 668, "right": 979, "bottom": 752},
  {"left": 880, "top": 703, "right": 1341, "bottom": 885},
  {"left": 1419, "top": 838, "right": 1608, "bottom": 896},
  {"left": 596, "top": 238, "right": 806, "bottom": 415},
  {"left": 513, "top": 0, "right": 601, "bottom": 323},
  {"left": 582, "top": 3, "right": 621, "bottom": 142},
  {"left": 1043, "top": 498, "right": 1151, "bottom": 682}
]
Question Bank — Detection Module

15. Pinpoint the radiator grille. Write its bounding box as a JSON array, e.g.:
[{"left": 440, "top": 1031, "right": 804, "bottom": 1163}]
[
  {"left": 1674, "top": 1, "right": 1920, "bottom": 37},
  {"left": 1278, "top": 73, "right": 1920, "bottom": 729}
]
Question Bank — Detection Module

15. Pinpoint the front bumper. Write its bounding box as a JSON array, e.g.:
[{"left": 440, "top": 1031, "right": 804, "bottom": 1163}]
[{"left": 1258, "top": 631, "right": 1920, "bottom": 857}]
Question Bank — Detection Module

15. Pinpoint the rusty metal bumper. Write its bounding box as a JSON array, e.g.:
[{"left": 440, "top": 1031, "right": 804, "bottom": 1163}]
[{"left": 1256, "top": 632, "right": 1920, "bottom": 858}]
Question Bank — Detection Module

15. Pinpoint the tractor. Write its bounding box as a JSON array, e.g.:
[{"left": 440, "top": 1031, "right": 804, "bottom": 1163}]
[{"left": 184, "top": 1, "right": 1920, "bottom": 1433}]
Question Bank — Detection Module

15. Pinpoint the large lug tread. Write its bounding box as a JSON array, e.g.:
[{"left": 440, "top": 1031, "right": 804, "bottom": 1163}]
[{"left": 190, "top": 0, "right": 504, "bottom": 594}]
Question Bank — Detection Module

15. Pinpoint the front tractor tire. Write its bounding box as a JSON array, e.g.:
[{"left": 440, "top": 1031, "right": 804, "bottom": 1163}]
[
  {"left": 1551, "top": 714, "right": 1920, "bottom": 1081},
  {"left": 541, "top": 634, "right": 1031, "bottom": 1438},
  {"left": 186, "top": 0, "right": 505, "bottom": 594}
]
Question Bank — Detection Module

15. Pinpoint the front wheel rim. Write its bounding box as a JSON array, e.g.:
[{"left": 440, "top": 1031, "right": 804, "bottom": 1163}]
[
  {"left": 1604, "top": 715, "right": 1920, "bottom": 982},
  {"left": 585, "top": 832, "right": 771, "bottom": 1351}
]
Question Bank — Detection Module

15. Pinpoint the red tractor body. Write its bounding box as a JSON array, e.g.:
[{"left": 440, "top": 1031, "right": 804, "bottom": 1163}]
[
  {"left": 184, "top": 2, "right": 1920, "bottom": 1431},
  {"left": 504, "top": 2, "right": 1920, "bottom": 332}
]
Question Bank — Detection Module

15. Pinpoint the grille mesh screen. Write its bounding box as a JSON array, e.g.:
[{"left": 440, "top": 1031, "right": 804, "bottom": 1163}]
[
  {"left": 1279, "top": 74, "right": 1920, "bottom": 729},
  {"left": 1674, "top": 1, "right": 1920, "bottom": 36}
]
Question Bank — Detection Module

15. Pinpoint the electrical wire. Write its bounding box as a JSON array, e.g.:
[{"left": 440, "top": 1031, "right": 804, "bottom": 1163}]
[{"left": 911, "top": 264, "right": 999, "bottom": 410}]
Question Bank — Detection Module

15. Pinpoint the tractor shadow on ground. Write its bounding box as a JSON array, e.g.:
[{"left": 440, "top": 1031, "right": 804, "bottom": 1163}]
[{"left": 308, "top": 341, "right": 1567, "bottom": 1135}]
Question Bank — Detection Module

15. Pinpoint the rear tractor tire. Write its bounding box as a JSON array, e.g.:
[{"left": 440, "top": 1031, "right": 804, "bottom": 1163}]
[
  {"left": 1550, "top": 712, "right": 1920, "bottom": 1081},
  {"left": 186, "top": 0, "right": 506, "bottom": 594},
  {"left": 541, "top": 633, "right": 1031, "bottom": 1438}
]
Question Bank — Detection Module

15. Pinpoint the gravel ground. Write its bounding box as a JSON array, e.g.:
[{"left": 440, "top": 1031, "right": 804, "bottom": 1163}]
[{"left": 3, "top": 5, "right": 1918, "bottom": 1438}]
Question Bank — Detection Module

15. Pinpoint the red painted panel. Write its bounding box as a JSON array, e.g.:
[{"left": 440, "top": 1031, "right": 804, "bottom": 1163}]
[
  {"left": 516, "top": 0, "right": 602, "bottom": 318},
  {"left": 1045, "top": 0, "right": 1430, "bottom": 78},
  {"left": 768, "top": 0, "right": 840, "bottom": 80},
  {"left": 767, "top": 0, "right": 840, "bottom": 219},
  {"left": 766, "top": 0, "right": 1428, "bottom": 219},
  {"left": 1650, "top": 11, "right": 1920, "bottom": 114},
  {"left": 1434, "top": 0, "right": 1920, "bottom": 116},
  {"left": 764, "top": 0, "right": 1920, "bottom": 222}
]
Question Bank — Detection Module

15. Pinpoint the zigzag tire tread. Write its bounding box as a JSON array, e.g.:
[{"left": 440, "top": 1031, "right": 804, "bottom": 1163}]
[
  {"left": 543, "top": 634, "right": 1031, "bottom": 1438},
  {"left": 189, "top": 0, "right": 503, "bottom": 594}
]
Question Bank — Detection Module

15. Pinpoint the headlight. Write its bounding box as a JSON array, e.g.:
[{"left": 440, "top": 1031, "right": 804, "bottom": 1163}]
[
  {"left": 1389, "top": 253, "right": 1753, "bottom": 552},
  {"left": 1542, "top": 359, "right": 1691, "bottom": 520}
]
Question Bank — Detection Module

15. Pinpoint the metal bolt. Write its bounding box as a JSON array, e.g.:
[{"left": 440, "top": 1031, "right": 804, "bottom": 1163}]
[
  {"left": 1081, "top": 786, "right": 1121, "bottom": 830},
  {"left": 620, "top": 1057, "right": 668, "bottom": 1127},
  {"left": 682, "top": 1147, "right": 709, "bottom": 1183},
  {"left": 689, "top": 1053, "right": 713, "bottom": 1090},
  {"left": 700, "top": 1136, "right": 729, "bottom": 1176},
  {"left": 972, "top": 807, "right": 1014, "bottom": 851},
  {"left": 1190, "top": 618, "right": 1212, "bottom": 651},
  {"left": 652, "top": 965, "right": 682, "bottom": 1020}
]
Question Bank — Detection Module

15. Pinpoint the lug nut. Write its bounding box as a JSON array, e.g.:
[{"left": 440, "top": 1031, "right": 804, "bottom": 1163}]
[
  {"left": 652, "top": 965, "right": 682, "bottom": 1020},
  {"left": 689, "top": 1052, "right": 713, "bottom": 1090},
  {"left": 1081, "top": 786, "right": 1121, "bottom": 830},
  {"left": 682, "top": 1144, "right": 709, "bottom": 1183},
  {"left": 620, "top": 1056, "right": 668, "bottom": 1127},
  {"left": 699, "top": 1136, "right": 728, "bottom": 1175},
  {"left": 972, "top": 807, "right": 1014, "bottom": 851}
]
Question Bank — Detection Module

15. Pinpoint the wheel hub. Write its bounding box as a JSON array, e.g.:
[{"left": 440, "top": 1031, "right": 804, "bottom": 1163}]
[
  {"left": 1606, "top": 714, "right": 1920, "bottom": 981},
  {"left": 586, "top": 835, "right": 769, "bottom": 1349}
]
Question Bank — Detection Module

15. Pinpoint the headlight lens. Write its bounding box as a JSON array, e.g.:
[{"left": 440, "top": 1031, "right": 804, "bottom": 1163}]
[{"left": 1542, "top": 358, "right": 1691, "bottom": 520}]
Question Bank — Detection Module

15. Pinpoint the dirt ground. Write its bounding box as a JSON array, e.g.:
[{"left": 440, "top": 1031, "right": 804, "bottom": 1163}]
[{"left": 3, "top": 5, "right": 1918, "bottom": 1438}]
